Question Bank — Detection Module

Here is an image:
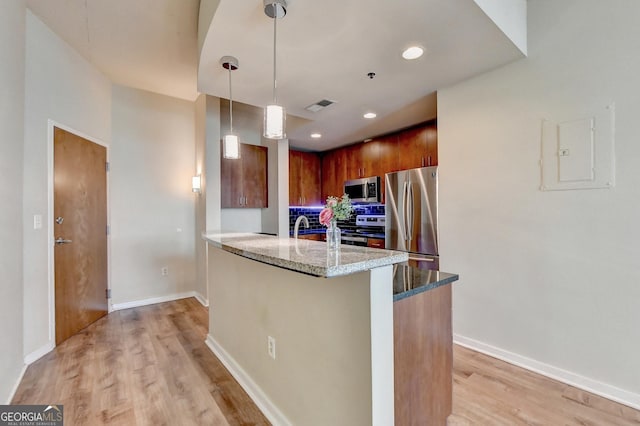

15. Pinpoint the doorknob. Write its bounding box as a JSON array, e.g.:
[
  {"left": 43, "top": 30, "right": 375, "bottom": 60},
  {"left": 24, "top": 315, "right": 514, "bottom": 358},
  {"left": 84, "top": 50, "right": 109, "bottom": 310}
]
[
  {"left": 55, "top": 216, "right": 64, "bottom": 224},
  {"left": 55, "top": 237, "right": 73, "bottom": 245}
]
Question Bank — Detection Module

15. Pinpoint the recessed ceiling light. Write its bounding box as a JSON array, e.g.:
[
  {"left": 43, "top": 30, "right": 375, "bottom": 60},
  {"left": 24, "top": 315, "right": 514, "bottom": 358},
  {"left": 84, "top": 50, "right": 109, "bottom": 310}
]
[
  {"left": 363, "top": 112, "right": 377, "bottom": 119},
  {"left": 310, "top": 133, "right": 322, "bottom": 139},
  {"left": 402, "top": 46, "right": 424, "bottom": 60}
]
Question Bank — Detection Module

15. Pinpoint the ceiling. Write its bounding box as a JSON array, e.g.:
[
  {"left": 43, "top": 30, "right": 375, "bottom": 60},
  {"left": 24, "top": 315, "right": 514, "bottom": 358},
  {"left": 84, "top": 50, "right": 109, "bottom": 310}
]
[
  {"left": 26, "top": 0, "right": 200, "bottom": 101},
  {"left": 199, "top": 0, "right": 525, "bottom": 150},
  {"left": 26, "top": 0, "right": 525, "bottom": 151}
]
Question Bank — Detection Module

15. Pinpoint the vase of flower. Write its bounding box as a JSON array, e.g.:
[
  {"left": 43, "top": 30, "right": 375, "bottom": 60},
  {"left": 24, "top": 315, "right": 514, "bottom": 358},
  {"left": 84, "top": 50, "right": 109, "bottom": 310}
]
[
  {"left": 319, "top": 194, "right": 353, "bottom": 252},
  {"left": 326, "top": 219, "right": 341, "bottom": 251}
]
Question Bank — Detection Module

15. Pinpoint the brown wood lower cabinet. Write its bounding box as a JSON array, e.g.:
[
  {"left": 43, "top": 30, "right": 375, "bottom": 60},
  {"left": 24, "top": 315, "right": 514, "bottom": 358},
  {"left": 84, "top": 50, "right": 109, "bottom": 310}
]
[
  {"left": 367, "top": 238, "right": 385, "bottom": 249},
  {"left": 394, "top": 284, "right": 452, "bottom": 425},
  {"left": 297, "top": 233, "right": 324, "bottom": 241}
]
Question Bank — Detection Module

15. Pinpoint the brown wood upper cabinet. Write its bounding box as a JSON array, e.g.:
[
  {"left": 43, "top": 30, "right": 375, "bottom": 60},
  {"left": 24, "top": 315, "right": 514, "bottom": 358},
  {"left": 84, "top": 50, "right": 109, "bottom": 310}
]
[
  {"left": 397, "top": 122, "right": 438, "bottom": 170},
  {"left": 319, "top": 120, "right": 437, "bottom": 203},
  {"left": 289, "top": 150, "right": 322, "bottom": 206},
  {"left": 221, "top": 143, "right": 268, "bottom": 208},
  {"left": 321, "top": 149, "right": 348, "bottom": 200}
]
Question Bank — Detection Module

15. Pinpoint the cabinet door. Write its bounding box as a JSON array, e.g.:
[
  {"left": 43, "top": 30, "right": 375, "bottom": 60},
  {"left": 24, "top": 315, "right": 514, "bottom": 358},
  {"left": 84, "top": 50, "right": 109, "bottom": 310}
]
[
  {"left": 289, "top": 150, "right": 302, "bottom": 205},
  {"left": 241, "top": 144, "right": 268, "bottom": 208},
  {"left": 221, "top": 143, "right": 243, "bottom": 208},
  {"left": 300, "top": 151, "right": 322, "bottom": 205},
  {"left": 397, "top": 126, "right": 428, "bottom": 171},
  {"left": 375, "top": 135, "right": 399, "bottom": 203},
  {"left": 424, "top": 122, "right": 438, "bottom": 166},
  {"left": 346, "top": 144, "right": 362, "bottom": 180},
  {"left": 367, "top": 238, "right": 385, "bottom": 249},
  {"left": 322, "top": 149, "right": 348, "bottom": 200},
  {"left": 360, "top": 142, "right": 379, "bottom": 178}
]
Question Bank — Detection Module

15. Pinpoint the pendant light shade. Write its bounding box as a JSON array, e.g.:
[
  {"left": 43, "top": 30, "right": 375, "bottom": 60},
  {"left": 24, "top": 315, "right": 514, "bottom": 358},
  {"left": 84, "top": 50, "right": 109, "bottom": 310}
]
[
  {"left": 264, "top": 104, "right": 285, "bottom": 140},
  {"left": 223, "top": 134, "right": 240, "bottom": 159},
  {"left": 221, "top": 56, "right": 241, "bottom": 159},
  {"left": 263, "top": 0, "right": 287, "bottom": 140}
]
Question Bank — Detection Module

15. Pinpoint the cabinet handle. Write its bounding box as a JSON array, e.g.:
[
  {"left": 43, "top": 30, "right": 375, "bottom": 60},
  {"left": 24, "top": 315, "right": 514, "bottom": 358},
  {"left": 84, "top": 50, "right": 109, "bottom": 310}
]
[
  {"left": 421, "top": 157, "right": 425, "bottom": 167},
  {"left": 428, "top": 156, "right": 432, "bottom": 166},
  {"left": 239, "top": 196, "right": 243, "bottom": 206}
]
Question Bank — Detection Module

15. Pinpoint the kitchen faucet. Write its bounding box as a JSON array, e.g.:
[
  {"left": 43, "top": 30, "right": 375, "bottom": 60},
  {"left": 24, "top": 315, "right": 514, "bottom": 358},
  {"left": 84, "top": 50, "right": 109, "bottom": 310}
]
[{"left": 293, "top": 215, "right": 309, "bottom": 239}]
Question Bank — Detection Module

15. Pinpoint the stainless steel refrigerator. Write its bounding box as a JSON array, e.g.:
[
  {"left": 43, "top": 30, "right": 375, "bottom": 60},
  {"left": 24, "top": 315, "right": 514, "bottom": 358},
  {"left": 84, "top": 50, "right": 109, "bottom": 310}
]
[{"left": 385, "top": 166, "right": 439, "bottom": 270}]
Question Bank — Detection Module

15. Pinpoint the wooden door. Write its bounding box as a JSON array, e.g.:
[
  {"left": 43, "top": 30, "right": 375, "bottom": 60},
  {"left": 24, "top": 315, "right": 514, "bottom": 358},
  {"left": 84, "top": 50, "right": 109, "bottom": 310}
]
[
  {"left": 360, "top": 141, "right": 379, "bottom": 178},
  {"left": 289, "top": 150, "right": 302, "bottom": 205},
  {"left": 300, "top": 151, "right": 321, "bottom": 205},
  {"left": 376, "top": 135, "right": 399, "bottom": 203},
  {"left": 241, "top": 144, "right": 268, "bottom": 208},
  {"left": 54, "top": 127, "right": 108, "bottom": 345},
  {"left": 398, "top": 126, "right": 428, "bottom": 170},
  {"left": 346, "top": 144, "right": 362, "bottom": 179},
  {"left": 321, "top": 149, "right": 347, "bottom": 200},
  {"left": 221, "top": 143, "right": 243, "bottom": 208},
  {"left": 424, "top": 123, "right": 438, "bottom": 166}
]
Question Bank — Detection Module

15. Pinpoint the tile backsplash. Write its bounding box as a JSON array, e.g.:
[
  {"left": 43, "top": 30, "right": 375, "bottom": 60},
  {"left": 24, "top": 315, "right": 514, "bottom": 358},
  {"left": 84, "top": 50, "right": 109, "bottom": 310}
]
[{"left": 289, "top": 204, "right": 385, "bottom": 235}]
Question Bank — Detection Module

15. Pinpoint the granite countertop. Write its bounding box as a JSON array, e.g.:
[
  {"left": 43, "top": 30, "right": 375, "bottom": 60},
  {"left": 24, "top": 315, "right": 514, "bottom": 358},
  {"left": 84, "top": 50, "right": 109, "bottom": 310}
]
[
  {"left": 392, "top": 264, "right": 459, "bottom": 302},
  {"left": 203, "top": 232, "right": 408, "bottom": 278}
]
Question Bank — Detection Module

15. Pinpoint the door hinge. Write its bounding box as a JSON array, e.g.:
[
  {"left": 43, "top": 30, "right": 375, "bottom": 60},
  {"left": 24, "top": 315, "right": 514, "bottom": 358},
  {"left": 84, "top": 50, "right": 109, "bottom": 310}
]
[
  {"left": 106, "top": 162, "right": 110, "bottom": 172},
  {"left": 106, "top": 289, "right": 111, "bottom": 299}
]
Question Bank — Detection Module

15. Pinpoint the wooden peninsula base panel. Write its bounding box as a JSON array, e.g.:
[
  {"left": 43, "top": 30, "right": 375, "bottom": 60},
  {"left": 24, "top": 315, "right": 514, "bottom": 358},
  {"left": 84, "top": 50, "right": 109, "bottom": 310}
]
[{"left": 394, "top": 283, "right": 453, "bottom": 425}]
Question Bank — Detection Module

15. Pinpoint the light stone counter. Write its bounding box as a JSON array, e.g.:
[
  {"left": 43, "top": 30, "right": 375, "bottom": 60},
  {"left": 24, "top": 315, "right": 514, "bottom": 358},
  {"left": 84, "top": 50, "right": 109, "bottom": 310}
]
[{"left": 203, "top": 232, "right": 408, "bottom": 277}]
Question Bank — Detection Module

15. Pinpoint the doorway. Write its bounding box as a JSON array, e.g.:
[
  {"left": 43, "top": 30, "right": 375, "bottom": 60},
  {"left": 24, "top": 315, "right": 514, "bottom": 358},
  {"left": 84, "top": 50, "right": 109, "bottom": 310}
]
[{"left": 53, "top": 126, "right": 108, "bottom": 345}]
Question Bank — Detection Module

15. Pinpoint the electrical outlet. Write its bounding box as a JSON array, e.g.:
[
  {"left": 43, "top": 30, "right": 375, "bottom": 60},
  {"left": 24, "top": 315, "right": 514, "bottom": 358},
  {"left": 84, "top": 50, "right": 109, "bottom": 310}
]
[
  {"left": 161, "top": 267, "right": 169, "bottom": 276},
  {"left": 267, "top": 336, "right": 276, "bottom": 360}
]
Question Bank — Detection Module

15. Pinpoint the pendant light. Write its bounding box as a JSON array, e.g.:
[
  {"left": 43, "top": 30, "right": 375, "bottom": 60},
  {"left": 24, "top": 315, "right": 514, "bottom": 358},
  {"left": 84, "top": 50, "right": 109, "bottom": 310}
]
[
  {"left": 263, "top": 0, "right": 287, "bottom": 140},
  {"left": 221, "top": 56, "right": 240, "bottom": 159}
]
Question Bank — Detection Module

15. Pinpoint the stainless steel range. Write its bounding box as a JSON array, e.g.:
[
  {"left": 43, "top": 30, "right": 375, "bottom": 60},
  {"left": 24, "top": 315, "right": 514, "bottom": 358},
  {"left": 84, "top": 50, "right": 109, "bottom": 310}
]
[{"left": 341, "top": 215, "right": 385, "bottom": 247}]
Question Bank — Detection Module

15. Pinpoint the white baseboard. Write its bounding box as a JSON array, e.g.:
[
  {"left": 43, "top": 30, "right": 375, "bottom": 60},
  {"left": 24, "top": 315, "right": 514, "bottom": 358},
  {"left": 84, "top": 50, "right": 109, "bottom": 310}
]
[
  {"left": 111, "top": 291, "right": 204, "bottom": 311},
  {"left": 7, "top": 364, "right": 28, "bottom": 404},
  {"left": 454, "top": 334, "right": 640, "bottom": 411},
  {"left": 193, "top": 291, "right": 209, "bottom": 307},
  {"left": 24, "top": 341, "right": 55, "bottom": 365},
  {"left": 204, "top": 335, "right": 291, "bottom": 426}
]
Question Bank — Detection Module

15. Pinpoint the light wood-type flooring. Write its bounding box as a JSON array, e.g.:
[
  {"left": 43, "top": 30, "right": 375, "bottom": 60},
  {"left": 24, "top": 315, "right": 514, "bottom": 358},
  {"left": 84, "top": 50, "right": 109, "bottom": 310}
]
[
  {"left": 13, "top": 298, "right": 268, "bottom": 425},
  {"left": 13, "top": 298, "right": 640, "bottom": 425}
]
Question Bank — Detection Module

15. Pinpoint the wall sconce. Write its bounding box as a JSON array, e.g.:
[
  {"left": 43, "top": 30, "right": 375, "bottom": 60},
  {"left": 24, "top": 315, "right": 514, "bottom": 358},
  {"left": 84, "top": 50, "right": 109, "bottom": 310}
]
[{"left": 192, "top": 175, "right": 202, "bottom": 193}]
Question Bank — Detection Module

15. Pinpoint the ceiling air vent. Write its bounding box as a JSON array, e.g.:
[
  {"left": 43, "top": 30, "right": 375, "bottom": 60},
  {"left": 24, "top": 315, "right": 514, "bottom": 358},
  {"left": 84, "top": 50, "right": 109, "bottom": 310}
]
[{"left": 305, "top": 99, "right": 336, "bottom": 113}]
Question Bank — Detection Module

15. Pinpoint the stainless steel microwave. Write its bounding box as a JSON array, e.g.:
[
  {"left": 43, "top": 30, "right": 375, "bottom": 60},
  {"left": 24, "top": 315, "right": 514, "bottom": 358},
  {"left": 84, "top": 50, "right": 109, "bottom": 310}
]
[{"left": 344, "top": 176, "right": 380, "bottom": 203}]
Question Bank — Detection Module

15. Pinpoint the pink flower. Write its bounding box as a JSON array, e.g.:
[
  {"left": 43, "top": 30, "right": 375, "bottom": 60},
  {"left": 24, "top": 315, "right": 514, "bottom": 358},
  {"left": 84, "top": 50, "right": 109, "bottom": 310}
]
[
  {"left": 327, "top": 198, "right": 338, "bottom": 207},
  {"left": 319, "top": 208, "right": 334, "bottom": 226}
]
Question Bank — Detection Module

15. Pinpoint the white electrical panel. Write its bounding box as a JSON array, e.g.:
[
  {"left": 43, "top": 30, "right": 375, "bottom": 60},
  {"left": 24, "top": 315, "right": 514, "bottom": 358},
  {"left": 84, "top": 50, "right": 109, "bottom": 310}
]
[{"left": 540, "top": 104, "right": 615, "bottom": 191}]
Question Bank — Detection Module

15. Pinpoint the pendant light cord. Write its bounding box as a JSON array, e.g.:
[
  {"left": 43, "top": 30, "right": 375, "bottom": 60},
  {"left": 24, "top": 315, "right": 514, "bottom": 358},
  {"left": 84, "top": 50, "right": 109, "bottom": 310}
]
[
  {"left": 228, "top": 67, "right": 233, "bottom": 132},
  {"left": 272, "top": 8, "right": 277, "bottom": 104}
]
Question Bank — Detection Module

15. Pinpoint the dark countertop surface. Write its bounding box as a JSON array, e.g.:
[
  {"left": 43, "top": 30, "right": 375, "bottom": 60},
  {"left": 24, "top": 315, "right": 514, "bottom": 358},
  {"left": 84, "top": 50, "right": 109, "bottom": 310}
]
[{"left": 392, "top": 264, "right": 459, "bottom": 302}]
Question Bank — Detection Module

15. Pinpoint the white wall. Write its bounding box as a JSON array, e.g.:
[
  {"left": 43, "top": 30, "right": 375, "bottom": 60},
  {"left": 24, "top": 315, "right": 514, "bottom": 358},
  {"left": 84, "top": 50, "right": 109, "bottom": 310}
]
[
  {"left": 23, "top": 11, "right": 112, "bottom": 358},
  {"left": 205, "top": 95, "right": 221, "bottom": 231},
  {"left": 439, "top": 0, "right": 640, "bottom": 407},
  {"left": 110, "top": 85, "right": 196, "bottom": 305},
  {"left": 194, "top": 94, "right": 208, "bottom": 303},
  {"left": 0, "top": 0, "right": 26, "bottom": 403}
]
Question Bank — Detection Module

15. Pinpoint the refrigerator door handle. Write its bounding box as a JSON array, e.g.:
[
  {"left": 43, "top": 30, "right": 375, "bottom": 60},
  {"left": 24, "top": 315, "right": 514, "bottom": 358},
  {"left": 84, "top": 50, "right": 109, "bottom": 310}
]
[
  {"left": 407, "top": 181, "right": 414, "bottom": 242},
  {"left": 402, "top": 181, "right": 408, "bottom": 242}
]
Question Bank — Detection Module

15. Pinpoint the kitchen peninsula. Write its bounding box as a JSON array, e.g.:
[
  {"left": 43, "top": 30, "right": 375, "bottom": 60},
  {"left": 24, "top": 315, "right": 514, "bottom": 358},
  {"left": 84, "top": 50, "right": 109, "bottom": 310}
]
[{"left": 204, "top": 233, "right": 458, "bottom": 425}]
